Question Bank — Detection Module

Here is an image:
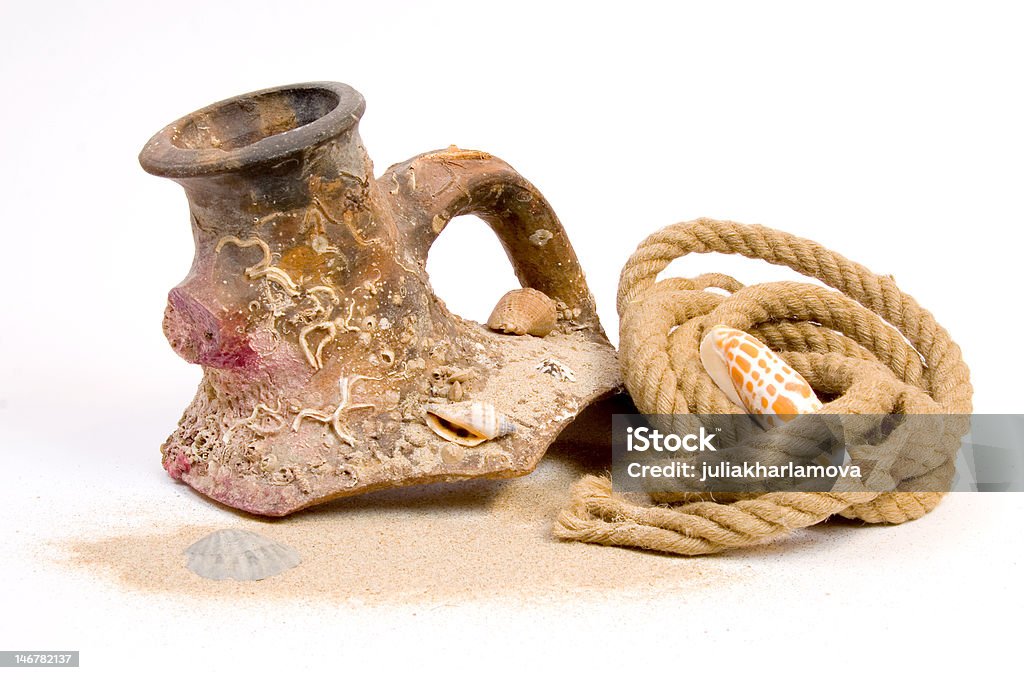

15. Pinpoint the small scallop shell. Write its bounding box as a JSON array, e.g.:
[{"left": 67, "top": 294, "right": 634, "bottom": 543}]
[
  {"left": 184, "top": 529, "right": 301, "bottom": 581},
  {"left": 700, "top": 325, "right": 822, "bottom": 427},
  {"left": 486, "top": 288, "right": 557, "bottom": 337},
  {"left": 424, "top": 402, "right": 516, "bottom": 447}
]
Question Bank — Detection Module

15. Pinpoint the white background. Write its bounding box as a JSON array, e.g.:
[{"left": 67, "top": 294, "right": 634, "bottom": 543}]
[{"left": 1, "top": 1, "right": 1022, "bottom": 677}]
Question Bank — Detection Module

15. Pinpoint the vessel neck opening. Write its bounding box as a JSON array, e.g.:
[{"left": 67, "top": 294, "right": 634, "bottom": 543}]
[
  {"left": 172, "top": 87, "right": 341, "bottom": 152},
  {"left": 140, "top": 82, "right": 366, "bottom": 178}
]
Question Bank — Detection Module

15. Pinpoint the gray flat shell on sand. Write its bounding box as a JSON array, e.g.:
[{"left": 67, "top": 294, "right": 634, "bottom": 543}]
[{"left": 185, "top": 529, "right": 301, "bottom": 581}]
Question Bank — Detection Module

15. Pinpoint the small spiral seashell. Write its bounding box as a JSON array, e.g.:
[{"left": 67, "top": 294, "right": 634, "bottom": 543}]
[
  {"left": 449, "top": 380, "right": 464, "bottom": 402},
  {"left": 700, "top": 325, "right": 822, "bottom": 427},
  {"left": 424, "top": 401, "right": 516, "bottom": 447},
  {"left": 486, "top": 288, "right": 557, "bottom": 337},
  {"left": 184, "top": 529, "right": 301, "bottom": 581}
]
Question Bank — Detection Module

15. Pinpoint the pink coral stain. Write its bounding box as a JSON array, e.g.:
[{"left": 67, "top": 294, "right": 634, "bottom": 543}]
[{"left": 164, "top": 449, "right": 192, "bottom": 481}]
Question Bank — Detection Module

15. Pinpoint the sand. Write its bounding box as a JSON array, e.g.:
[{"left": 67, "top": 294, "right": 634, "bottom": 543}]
[{"left": 62, "top": 404, "right": 744, "bottom": 605}]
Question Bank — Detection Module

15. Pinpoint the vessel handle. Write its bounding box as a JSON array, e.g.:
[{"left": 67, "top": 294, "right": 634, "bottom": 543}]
[{"left": 380, "top": 147, "right": 604, "bottom": 337}]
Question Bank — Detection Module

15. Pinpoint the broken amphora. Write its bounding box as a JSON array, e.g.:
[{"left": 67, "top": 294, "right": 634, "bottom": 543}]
[{"left": 139, "top": 81, "right": 620, "bottom": 515}]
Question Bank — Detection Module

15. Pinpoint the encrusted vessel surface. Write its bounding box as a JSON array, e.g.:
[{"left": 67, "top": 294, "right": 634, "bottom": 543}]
[{"left": 140, "top": 82, "right": 620, "bottom": 515}]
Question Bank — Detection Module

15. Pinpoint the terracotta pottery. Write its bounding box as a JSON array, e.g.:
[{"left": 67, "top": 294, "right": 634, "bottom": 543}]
[{"left": 139, "top": 82, "right": 620, "bottom": 515}]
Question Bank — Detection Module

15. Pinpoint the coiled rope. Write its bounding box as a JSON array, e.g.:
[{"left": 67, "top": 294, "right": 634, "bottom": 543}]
[{"left": 554, "top": 218, "right": 972, "bottom": 555}]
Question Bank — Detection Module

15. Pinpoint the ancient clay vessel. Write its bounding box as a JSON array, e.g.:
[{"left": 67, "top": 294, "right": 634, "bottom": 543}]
[{"left": 139, "top": 82, "right": 620, "bottom": 515}]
